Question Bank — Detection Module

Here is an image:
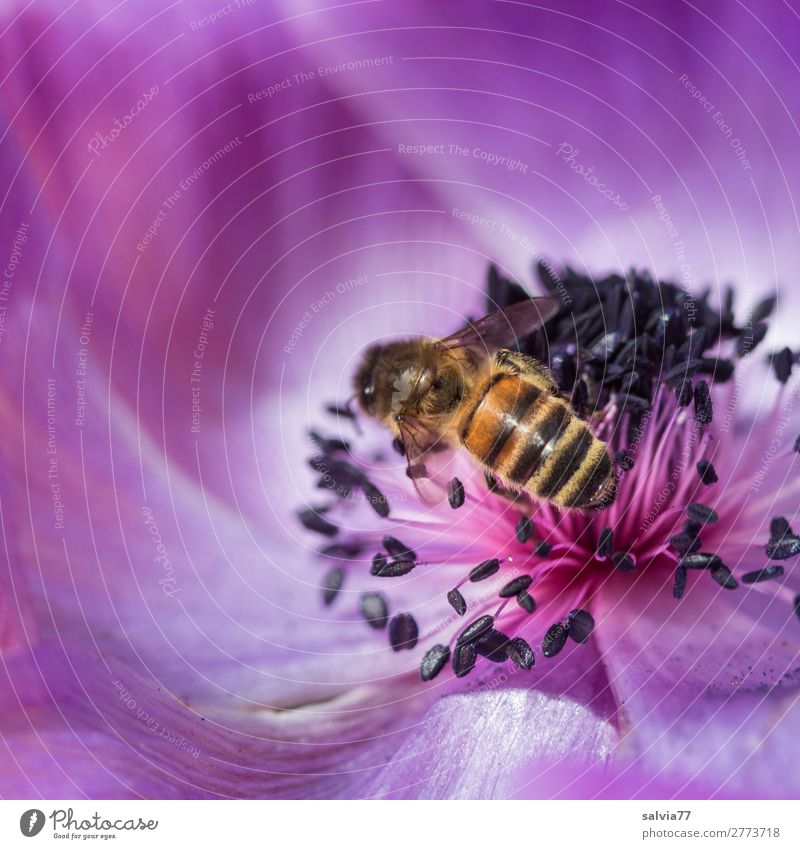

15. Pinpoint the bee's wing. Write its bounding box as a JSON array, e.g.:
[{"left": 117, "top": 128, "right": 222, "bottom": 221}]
[
  {"left": 437, "top": 297, "right": 559, "bottom": 352},
  {"left": 397, "top": 415, "right": 453, "bottom": 505}
]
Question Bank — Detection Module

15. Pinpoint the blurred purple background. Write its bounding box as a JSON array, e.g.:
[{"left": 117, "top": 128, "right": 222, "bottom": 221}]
[{"left": 1, "top": 0, "right": 799, "bottom": 799}]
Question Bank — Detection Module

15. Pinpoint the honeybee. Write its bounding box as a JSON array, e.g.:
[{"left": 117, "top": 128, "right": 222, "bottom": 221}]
[{"left": 353, "top": 298, "right": 615, "bottom": 509}]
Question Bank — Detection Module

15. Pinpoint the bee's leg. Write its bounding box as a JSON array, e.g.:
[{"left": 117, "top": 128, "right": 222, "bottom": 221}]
[
  {"left": 483, "top": 470, "right": 532, "bottom": 508},
  {"left": 495, "top": 349, "right": 559, "bottom": 395}
]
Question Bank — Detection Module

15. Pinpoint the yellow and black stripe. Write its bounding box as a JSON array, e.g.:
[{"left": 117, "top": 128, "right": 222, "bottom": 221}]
[{"left": 460, "top": 373, "right": 613, "bottom": 508}]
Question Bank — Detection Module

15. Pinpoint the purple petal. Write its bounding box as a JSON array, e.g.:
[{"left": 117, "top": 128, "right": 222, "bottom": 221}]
[
  {"left": 361, "top": 641, "right": 618, "bottom": 799},
  {"left": 280, "top": 0, "right": 800, "bottom": 324},
  {"left": 593, "top": 568, "right": 800, "bottom": 796},
  {"left": 3, "top": 0, "right": 800, "bottom": 800},
  {"left": 0, "top": 642, "right": 431, "bottom": 798}
]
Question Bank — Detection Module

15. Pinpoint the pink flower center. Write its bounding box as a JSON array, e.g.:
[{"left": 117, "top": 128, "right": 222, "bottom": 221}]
[{"left": 298, "top": 265, "right": 800, "bottom": 683}]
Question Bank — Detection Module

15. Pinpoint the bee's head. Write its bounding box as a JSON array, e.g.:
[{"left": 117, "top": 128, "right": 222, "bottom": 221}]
[{"left": 353, "top": 340, "right": 442, "bottom": 422}]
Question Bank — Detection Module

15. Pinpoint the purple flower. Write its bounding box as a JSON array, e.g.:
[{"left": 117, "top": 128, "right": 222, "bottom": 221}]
[{"left": 1, "top": 0, "right": 799, "bottom": 799}]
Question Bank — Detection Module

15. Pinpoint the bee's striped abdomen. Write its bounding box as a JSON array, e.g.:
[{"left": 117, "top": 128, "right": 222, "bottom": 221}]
[
  {"left": 506, "top": 401, "right": 570, "bottom": 486},
  {"left": 459, "top": 373, "right": 613, "bottom": 508},
  {"left": 460, "top": 373, "right": 544, "bottom": 470},
  {"left": 534, "top": 420, "right": 598, "bottom": 504}
]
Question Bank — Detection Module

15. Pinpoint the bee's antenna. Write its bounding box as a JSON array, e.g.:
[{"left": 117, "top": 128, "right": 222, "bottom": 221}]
[
  {"left": 325, "top": 396, "right": 363, "bottom": 435},
  {"left": 344, "top": 394, "right": 363, "bottom": 435}
]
